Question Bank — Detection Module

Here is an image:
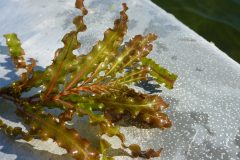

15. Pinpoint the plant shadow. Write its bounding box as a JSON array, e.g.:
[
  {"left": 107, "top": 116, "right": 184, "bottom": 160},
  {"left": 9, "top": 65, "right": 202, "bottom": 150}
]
[
  {"left": 136, "top": 79, "right": 162, "bottom": 94},
  {"left": 0, "top": 44, "right": 44, "bottom": 88},
  {"left": 0, "top": 132, "right": 72, "bottom": 160},
  {"left": 0, "top": 45, "right": 18, "bottom": 87}
]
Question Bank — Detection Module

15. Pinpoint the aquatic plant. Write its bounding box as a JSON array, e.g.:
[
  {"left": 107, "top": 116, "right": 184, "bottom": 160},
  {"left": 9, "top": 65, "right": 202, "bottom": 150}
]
[{"left": 0, "top": 0, "right": 177, "bottom": 159}]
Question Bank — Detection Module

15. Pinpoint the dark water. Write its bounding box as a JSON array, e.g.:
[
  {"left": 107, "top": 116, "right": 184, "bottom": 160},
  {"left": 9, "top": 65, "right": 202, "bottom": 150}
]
[{"left": 151, "top": 0, "right": 240, "bottom": 63}]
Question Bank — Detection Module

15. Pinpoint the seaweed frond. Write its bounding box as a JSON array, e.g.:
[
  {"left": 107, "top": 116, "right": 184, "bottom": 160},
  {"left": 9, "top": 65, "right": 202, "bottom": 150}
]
[{"left": 0, "top": 0, "right": 177, "bottom": 159}]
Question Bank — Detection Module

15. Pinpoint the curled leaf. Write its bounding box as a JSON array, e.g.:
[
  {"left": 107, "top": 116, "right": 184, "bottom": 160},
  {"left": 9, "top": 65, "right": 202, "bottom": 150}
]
[
  {"left": 4, "top": 34, "right": 37, "bottom": 94},
  {"left": 93, "top": 86, "right": 169, "bottom": 118},
  {"left": 17, "top": 102, "right": 98, "bottom": 160},
  {"left": 4, "top": 33, "right": 26, "bottom": 69},
  {"left": 41, "top": 0, "right": 88, "bottom": 99},
  {"left": 141, "top": 57, "right": 178, "bottom": 89},
  {"left": 75, "top": 0, "right": 88, "bottom": 15},
  {"left": 0, "top": 119, "right": 25, "bottom": 137},
  {"left": 65, "top": 3, "right": 128, "bottom": 90},
  {"left": 129, "top": 144, "right": 162, "bottom": 159},
  {"left": 104, "top": 33, "right": 157, "bottom": 78}
]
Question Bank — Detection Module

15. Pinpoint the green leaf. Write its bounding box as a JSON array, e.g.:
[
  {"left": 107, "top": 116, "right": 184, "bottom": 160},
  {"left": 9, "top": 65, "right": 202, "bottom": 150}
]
[
  {"left": 141, "top": 57, "right": 177, "bottom": 89},
  {"left": 109, "top": 67, "right": 149, "bottom": 85},
  {"left": 4, "top": 33, "right": 24, "bottom": 57},
  {"left": 93, "top": 86, "right": 168, "bottom": 118},
  {"left": 4, "top": 34, "right": 38, "bottom": 94},
  {"left": 60, "top": 95, "right": 125, "bottom": 141},
  {"left": 41, "top": 5, "right": 87, "bottom": 99},
  {"left": 17, "top": 102, "right": 98, "bottom": 160},
  {"left": 41, "top": 31, "right": 79, "bottom": 98},
  {"left": 65, "top": 3, "right": 128, "bottom": 90},
  {"left": 103, "top": 33, "right": 157, "bottom": 78},
  {"left": 4, "top": 33, "right": 26, "bottom": 69}
]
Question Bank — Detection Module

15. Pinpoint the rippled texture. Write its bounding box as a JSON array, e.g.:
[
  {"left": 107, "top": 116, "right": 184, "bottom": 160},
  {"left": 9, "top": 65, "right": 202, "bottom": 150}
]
[{"left": 152, "top": 0, "right": 240, "bottom": 63}]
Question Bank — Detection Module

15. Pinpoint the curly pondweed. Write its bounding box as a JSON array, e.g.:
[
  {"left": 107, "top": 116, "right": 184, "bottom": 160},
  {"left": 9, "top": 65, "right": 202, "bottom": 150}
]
[{"left": 0, "top": 0, "right": 177, "bottom": 159}]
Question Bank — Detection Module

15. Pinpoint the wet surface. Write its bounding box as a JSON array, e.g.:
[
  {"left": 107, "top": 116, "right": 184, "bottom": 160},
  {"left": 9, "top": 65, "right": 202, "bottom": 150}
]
[{"left": 0, "top": 0, "right": 240, "bottom": 159}]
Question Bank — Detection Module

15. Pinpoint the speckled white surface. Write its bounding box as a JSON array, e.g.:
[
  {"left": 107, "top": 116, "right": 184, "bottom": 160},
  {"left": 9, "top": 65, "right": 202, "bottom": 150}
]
[{"left": 0, "top": 0, "right": 240, "bottom": 160}]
